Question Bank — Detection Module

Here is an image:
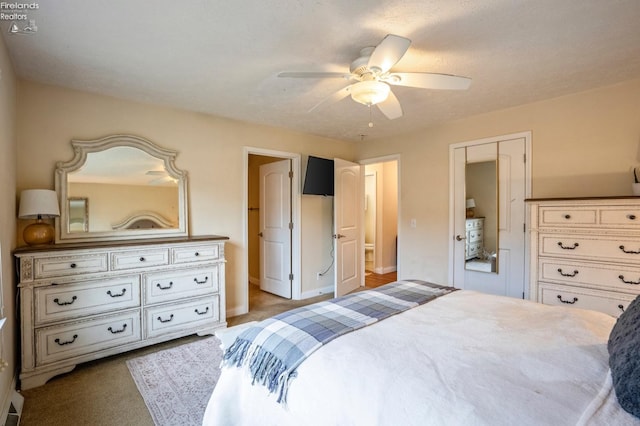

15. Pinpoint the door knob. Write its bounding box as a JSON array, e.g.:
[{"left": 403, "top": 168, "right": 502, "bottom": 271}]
[
  {"left": 333, "top": 233, "right": 346, "bottom": 239},
  {"left": 258, "top": 232, "right": 263, "bottom": 237},
  {"left": 455, "top": 235, "right": 466, "bottom": 241}
]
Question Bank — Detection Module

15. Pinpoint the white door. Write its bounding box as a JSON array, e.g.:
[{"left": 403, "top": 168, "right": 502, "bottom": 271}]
[
  {"left": 452, "top": 137, "right": 527, "bottom": 298},
  {"left": 334, "top": 158, "right": 362, "bottom": 297},
  {"left": 259, "top": 159, "right": 292, "bottom": 298}
]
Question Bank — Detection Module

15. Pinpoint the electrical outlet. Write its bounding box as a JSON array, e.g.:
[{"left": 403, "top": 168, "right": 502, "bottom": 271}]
[{"left": 316, "top": 272, "right": 322, "bottom": 280}]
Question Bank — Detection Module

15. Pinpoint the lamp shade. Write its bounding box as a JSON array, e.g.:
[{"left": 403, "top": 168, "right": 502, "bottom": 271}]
[
  {"left": 19, "top": 189, "right": 60, "bottom": 219},
  {"left": 466, "top": 198, "right": 476, "bottom": 209},
  {"left": 350, "top": 80, "right": 390, "bottom": 106}
]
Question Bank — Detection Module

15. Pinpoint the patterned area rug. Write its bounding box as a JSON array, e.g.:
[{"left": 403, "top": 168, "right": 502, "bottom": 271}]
[{"left": 126, "top": 336, "right": 223, "bottom": 426}]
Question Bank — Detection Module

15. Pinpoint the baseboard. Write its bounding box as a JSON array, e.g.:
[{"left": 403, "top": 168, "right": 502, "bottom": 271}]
[
  {"left": 299, "top": 285, "right": 333, "bottom": 300},
  {"left": 226, "top": 305, "right": 248, "bottom": 318},
  {"left": 374, "top": 265, "right": 397, "bottom": 274},
  {"left": 248, "top": 276, "right": 259, "bottom": 286}
]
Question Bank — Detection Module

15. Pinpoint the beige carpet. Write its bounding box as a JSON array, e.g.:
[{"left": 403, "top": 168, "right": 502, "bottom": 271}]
[{"left": 126, "top": 336, "right": 223, "bottom": 426}]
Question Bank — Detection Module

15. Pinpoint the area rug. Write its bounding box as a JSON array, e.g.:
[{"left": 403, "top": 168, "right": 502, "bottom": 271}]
[{"left": 126, "top": 336, "right": 223, "bottom": 426}]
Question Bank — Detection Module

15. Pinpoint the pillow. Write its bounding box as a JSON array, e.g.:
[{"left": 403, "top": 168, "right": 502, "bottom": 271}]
[{"left": 608, "top": 294, "right": 640, "bottom": 418}]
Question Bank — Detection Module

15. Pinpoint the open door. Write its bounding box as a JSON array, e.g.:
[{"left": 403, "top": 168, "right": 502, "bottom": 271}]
[
  {"left": 334, "top": 158, "right": 362, "bottom": 297},
  {"left": 259, "top": 159, "right": 292, "bottom": 298}
]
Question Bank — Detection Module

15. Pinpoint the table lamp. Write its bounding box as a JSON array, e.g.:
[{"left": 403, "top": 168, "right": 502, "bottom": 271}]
[
  {"left": 466, "top": 198, "right": 476, "bottom": 218},
  {"left": 18, "top": 189, "right": 60, "bottom": 245}
]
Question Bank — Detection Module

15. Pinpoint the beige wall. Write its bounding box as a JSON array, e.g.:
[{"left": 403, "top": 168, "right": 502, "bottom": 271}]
[
  {"left": 16, "top": 80, "right": 357, "bottom": 315},
  {"left": 0, "top": 35, "right": 18, "bottom": 415},
  {"left": 356, "top": 77, "right": 640, "bottom": 285}
]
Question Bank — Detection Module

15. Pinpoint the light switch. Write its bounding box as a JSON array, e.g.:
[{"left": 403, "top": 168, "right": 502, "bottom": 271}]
[{"left": 410, "top": 218, "right": 417, "bottom": 228}]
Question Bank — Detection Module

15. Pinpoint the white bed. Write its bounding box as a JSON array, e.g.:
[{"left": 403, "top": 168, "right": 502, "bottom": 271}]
[{"left": 203, "top": 290, "right": 640, "bottom": 426}]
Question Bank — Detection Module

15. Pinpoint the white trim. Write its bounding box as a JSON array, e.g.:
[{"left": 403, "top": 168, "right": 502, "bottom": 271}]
[
  {"left": 0, "top": 377, "right": 21, "bottom": 426},
  {"left": 300, "top": 285, "right": 334, "bottom": 300},
  {"left": 447, "top": 131, "right": 532, "bottom": 295},
  {"left": 242, "top": 147, "right": 302, "bottom": 317}
]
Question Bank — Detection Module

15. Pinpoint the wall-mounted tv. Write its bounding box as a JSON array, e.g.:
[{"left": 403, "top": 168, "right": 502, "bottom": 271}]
[{"left": 302, "top": 156, "right": 334, "bottom": 196}]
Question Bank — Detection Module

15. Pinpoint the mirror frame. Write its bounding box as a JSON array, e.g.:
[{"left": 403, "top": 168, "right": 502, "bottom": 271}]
[{"left": 55, "top": 134, "right": 189, "bottom": 243}]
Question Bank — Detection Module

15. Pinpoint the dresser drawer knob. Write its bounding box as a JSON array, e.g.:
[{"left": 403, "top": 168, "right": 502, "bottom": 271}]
[
  {"left": 563, "top": 214, "right": 571, "bottom": 219},
  {"left": 618, "top": 275, "right": 640, "bottom": 285},
  {"left": 619, "top": 245, "right": 640, "bottom": 255},
  {"left": 194, "top": 307, "right": 210, "bottom": 315},
  {"left": 55, "top": 334, "right": 78, "bottom": 346},
  {"left": 557, "top": 242, "right": 579, "bottom": 250},
  {"left": 557, "top": 268, "right": 579, "bottom": 277},
  {"left": 618, "top": 304, "right": 626, "bottom": 313},
  {"left": 628, "top": 214, "right": 637, "bottom": 220},
  {"left": 107, "top": 324, "right": 128, "bottom": 334},
  {"left": 107, "top": 288, "right": 127, "bottom": 297},
  {"left": 139, "top": 257, "right": 146, "bottom": 262},
  {"left": 557, "top": 295, "right": 578, "bottom": 304},
  {"left": 157, "top": 314, "right": 174, "bottom": 323},
  {"left": 194, "top": 252, "right": 200, "bottom": 257},
  {"left": 53, "top": 296, "right": 77, "bottom": 306},
  {"left": 70, "top": 263, "right": 77, "bottom": 269},
  {"left": 194, "top": 276, "right": 209, "bottom": 285},
  {"left": 156, "top": 281, "right": 173, "bottom": 290}
]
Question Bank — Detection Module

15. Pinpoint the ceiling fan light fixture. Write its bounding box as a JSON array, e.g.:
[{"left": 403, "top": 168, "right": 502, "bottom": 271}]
[{"left": 350, "top": 80, "right": 390, "bottom": 106}]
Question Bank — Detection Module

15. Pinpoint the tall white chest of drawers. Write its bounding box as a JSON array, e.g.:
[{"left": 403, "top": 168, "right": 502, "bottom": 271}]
[
  {"left": 528, "top": 197, "right": 640, "bottom": 318},
  {"left": 14, "top": 235, "right": 227, "bottom": 389}
]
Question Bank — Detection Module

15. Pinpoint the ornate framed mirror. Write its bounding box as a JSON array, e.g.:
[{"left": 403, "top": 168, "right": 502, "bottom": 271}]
[{"left": 55, "top": 134, "right": 188, "bottom": 243}]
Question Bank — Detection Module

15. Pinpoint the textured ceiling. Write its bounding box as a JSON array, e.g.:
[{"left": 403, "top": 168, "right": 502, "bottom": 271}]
[{"left": 2, "top": 0, "right": 640, "bottom": 142}]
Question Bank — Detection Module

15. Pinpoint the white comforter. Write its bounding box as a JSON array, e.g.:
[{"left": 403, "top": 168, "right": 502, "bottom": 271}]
[{"left": 203, "top": 291, "right": 640, "bottom": 426}]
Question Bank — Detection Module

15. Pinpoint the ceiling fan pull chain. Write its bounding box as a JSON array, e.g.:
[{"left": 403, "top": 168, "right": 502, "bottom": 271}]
[{"left": 368, "top": 105, "right": 374, "bottom": 128}]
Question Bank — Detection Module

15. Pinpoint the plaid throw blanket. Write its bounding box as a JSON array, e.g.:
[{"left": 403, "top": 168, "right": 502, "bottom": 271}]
[{"left": 223, "top": 280, "right": 456, "bottom": 404}]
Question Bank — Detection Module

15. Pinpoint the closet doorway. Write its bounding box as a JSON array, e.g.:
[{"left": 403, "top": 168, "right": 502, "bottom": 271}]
[
  {"left": 361, "top": 156, "right": 399, "bottom": 285},
  {"left": 244, "top": 148, "right": 301, "bottom": 317}
]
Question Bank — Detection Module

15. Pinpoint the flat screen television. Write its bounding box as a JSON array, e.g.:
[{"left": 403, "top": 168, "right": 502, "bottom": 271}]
[{"left": 302, "top": 156, "right": 334, "bottom": 196}]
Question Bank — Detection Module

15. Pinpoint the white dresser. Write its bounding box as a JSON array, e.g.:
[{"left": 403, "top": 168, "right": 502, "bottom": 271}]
[
  {"left": 528, "top": 197, "right": 640, "bottom": 317},
  {"left": 465, "top": 218, "right": 484, "bottom": 260},
  {"left": 14, "top": 235, "right": 227, "bottom": 389}
]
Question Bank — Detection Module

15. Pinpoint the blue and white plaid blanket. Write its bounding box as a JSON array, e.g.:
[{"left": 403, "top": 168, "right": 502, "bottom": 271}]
[{"left": 222, "top": 280, "right": 456, "bottom": 404}]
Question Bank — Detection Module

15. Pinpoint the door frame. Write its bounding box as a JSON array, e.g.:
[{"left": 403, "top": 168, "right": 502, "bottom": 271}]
[
  {"left": 238, "top": 146, "right": 301, "bottom": 316},
  {"left": 359, "top": 154, "right": 401, "bottom": 280},
  {"left": 447, "top": 131, "right": 532, "bottom": 295}
]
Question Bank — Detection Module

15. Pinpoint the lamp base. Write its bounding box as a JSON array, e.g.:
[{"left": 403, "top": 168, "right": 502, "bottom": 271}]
[{"left": 23, "top": 221, "right": 55, "bottom": 245}]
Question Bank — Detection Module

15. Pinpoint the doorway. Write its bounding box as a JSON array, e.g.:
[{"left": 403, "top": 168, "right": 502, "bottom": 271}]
[
  {"left": 360, "top": 156, "right": 400, "bottom": 287},
  {"left": 448, "top": 132, "right": 531, "bottom": 298},
  {"left": 243, "top": 148, "right": 301, "bottom": 317}
]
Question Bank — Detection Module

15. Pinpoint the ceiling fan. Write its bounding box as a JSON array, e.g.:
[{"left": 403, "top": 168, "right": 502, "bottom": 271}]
[{"left": 278, "top": 34, "right": 471, "bottom": 120}]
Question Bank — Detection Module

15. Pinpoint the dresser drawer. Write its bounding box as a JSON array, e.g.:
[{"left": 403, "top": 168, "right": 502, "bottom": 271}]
[
  {"left": 538, "top": 283, "right": 634, "bottom": 318},
  {"left": 111, "top": 249, "right": 169, "bottom": 270},
  {"left": 145, "top": 266, "right": 219, "bottom": 304},
  {"left": 538, "top": 207, "right": 597, "bottom": 227},
  {"left": 145, "top": 296, "right": 219, "bottom": 338},
  {"left": 172, "top": 244, "right": 221, "bottom": 264},
  {"left": 34, "top": 276, "right": 141, "bottom": 325},
  {"left": 33, "top": 253, "right": 108, "bottom": 279},
  {"left": 599, "top": 207, "right": 640, "bottom": 227},
  {"left": 36, "top": 311, "right": 142, "bottom": 365},
  {"left": 539, "top": 259, "right": 640, "bottom": 294},
  {"left": 466, "top": 219, "right": 483, "bottom": 230},
  {"left": 539, "top": 234, "right": 640, "bottom": 264},
  {"left": 468, "top": 229, "right": 483, "bottom": 243}
]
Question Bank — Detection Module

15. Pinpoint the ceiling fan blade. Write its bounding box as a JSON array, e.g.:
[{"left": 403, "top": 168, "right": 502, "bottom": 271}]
[
  {"left": 367, "top": 34, "right": 411, "bottom": 74},
  {"left": 278, "top": 71, "right": 352, "bottom": 79},
  {"left": 308, "top": 84, "right": 353, "bottom": 112},
  {"left": 386, "top": 72, "right": 472, "bottom": 90},
  {"left": 376, "top": 90, "right": 403, "bottom": 120}
]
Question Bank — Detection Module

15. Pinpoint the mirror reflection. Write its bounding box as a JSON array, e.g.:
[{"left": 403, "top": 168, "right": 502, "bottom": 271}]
[
  {"left": 67, "top": 147, "right": 179, "bottom": 233},
  {"left": 465, "top": 160, "right": 498, "bottom": 273},
  {"left": 68, "top": 198, "right": 88, "bottom": 233},
  {"left": 55, "top": 135, "right": 188, "bottom": 243}
]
